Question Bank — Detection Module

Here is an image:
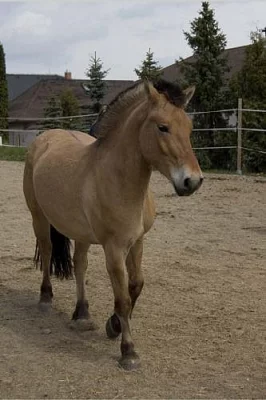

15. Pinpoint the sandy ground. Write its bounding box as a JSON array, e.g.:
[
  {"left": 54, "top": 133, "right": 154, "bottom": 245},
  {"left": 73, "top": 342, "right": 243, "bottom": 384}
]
[{"left": 0, "top": 160, "right": 266, "bottom": 399}]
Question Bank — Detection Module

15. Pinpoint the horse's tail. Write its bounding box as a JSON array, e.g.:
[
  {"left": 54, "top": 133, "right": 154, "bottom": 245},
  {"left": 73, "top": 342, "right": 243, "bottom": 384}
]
[{"left": 34, "top": 225, "right": 73, "bottom": 279}]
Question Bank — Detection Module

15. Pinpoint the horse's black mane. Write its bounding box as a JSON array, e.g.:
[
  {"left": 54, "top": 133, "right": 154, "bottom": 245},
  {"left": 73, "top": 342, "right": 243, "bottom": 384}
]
[
  {"left": 107, "top": 81, "right": 141, "bottom": 109},
  {"left": 107, "top": 78, "right": 185, "bottom": 110},
  {"left": 92, "top": 79, "right": 185, "bottom": 141},
  {"left": 153, "top": 79, "right": 185, "bottom": 107}
]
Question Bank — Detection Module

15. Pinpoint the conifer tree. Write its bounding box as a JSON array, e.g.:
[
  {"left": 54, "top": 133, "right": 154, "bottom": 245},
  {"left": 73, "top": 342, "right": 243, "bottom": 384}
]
[
  {"left": 42, "top": 96, "right": 63, "bottom": 131},
  {"left": 135, "top": 48, "right": 162, "bottom": 83},
  {"left": 230, "top": 29, "right": 266, "bottom": 172},
  {"left": 178, "top": 1, "right": 230, "bottom": 169},
  {"left": 85, "top": 52, "right": 109, "bottom": 113},
  {"left": 60, "top": 89, "right": 81, "bottom": 130}
]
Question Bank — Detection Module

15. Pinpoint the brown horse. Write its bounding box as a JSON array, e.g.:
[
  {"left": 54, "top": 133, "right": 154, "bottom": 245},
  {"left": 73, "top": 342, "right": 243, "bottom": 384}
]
[{"left": 23, "top": 79, "right": 203, "bottom": 370}]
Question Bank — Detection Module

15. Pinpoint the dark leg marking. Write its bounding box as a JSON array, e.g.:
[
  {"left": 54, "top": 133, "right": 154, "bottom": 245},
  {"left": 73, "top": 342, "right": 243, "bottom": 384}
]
[
  {"left": 129, "top": 280, "right": 144, "bottom": 315},
  {"left": 40, "top": 283, "right": 53, "bottom": 303},
  {"left": 72, "top": 300, "right": 89, "bottom": 320},
  {"left": 119, "top": 342, "right": 140, "bottom": 371}
]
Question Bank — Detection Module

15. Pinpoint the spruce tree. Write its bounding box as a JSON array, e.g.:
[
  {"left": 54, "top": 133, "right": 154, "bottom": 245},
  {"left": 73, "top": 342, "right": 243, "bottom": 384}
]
[
  {"left": 41, "top": 96, "right": 63, "bottom": 131},
  {"left": 85, "top": 52, "right": 109, "bottom": 113},
  {"left": 230, "top": 30, "right": 266, "bottom": 173},
  {"left": 0, "top": 42, "right": 8, "bottom": 139},
  {"left": 178, "top": 1, "right": 230, "bottom": 170},
  {"left": 135, "top": 48, "right": 162, "bottom": 83},
  {"left": 60, "top": 89, "right": 81, "bottom": 130}
]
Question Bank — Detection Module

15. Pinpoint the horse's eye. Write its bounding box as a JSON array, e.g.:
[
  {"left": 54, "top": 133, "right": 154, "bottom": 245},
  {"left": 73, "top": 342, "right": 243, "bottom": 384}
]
[{"left": 158, "top": 124, "right": 169, "bottom": 133}]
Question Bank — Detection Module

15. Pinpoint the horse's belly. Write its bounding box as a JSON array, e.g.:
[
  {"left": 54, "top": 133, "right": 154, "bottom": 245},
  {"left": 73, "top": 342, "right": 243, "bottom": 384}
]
[
  {"left": 48, "top": 212, "right": 99, "bottom": 243},
  {"left": 36, "top": 195, "right": 99, "bottom": 244}
]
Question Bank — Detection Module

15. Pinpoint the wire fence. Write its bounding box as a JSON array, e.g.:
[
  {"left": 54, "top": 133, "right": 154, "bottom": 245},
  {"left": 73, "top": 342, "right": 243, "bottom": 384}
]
[{"left": 0, "top": 102, "right": 265, "bottom": 173}]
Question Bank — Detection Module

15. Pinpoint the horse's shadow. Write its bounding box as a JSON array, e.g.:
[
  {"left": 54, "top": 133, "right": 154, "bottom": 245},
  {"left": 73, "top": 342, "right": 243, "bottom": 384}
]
[{"left": 0, "top": 281, "right": 119, "bottom": 365}]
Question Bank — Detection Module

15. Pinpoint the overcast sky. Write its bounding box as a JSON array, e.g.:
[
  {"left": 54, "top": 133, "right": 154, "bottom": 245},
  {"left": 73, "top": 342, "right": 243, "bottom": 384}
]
[{"left": 0, "top": 0, "right": 265, "bottom": 80}]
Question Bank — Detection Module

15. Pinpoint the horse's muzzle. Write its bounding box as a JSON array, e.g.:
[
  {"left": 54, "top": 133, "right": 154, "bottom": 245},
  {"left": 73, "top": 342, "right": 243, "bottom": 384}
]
[{"left": 173, "top": 176, "right": 203, "bottom": 196}]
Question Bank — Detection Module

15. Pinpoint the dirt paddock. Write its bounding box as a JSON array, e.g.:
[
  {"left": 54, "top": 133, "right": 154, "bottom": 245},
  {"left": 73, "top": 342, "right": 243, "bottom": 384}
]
[{"left": 0, "top": 160, "right": 265, "bottom": 399}]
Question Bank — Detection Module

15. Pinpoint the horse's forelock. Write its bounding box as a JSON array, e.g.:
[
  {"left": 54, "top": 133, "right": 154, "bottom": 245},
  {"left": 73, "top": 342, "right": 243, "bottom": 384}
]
[{"left": 153, "top": 79, "right": 186, "bottom": 107}]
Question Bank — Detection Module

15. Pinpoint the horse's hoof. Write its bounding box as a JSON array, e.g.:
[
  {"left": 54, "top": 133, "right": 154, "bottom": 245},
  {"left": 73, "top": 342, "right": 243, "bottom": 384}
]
[
  {"left": 119, "top": 353, "right": 141, "bottom": 371},
  {"left": 38, "top": 302, "right": 52, "bottom": 312},
  {"left": 105, "top": 315, "right": 121, "bottom": 339},
  {"left": 72, "top": 301, "right": 89, "bottom": 320},
  {"left": 69, "top": 319, "right": 98, "bottom": 332}
]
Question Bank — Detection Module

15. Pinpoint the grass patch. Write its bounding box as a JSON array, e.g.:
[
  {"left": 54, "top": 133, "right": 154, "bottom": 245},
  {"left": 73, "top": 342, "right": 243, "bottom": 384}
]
[{"left": 0, "top": 146, "right": 27, "bottom": 161}]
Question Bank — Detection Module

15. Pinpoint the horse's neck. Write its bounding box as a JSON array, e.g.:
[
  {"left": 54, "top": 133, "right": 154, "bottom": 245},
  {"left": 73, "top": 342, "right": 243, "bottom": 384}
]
[{"left": 96, "top": 99, "right": 152, "bottom": 200}]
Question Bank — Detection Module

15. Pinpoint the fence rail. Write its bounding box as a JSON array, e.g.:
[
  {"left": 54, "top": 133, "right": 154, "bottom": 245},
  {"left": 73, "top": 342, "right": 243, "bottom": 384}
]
[
  {"left": 0, "top": 113, "right": 98, "bottom": 121},
  {"left": 1, "top": 99, "right": 265, "bottom": 173}
]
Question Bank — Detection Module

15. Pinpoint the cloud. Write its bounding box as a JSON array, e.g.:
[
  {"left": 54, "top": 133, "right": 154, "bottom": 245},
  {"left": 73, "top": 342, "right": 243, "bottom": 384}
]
[
  {"left": 0, "top": 2, "right": 110, "bottom": 74},
  {"left": 117, "top": 3, "right": 155, "bottom": 19},
  {"left": 3, "top": 10, "right": 52, "bottom": 44},
  {"left": 1, "top": 4, "right": 109, "bottom": 45},
  {"left": 1, "top": 0, "right": 266, "bottom": 80}
]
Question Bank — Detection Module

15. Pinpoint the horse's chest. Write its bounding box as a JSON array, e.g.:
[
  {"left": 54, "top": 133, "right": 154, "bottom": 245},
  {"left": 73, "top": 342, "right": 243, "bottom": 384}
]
[{"left": 90, "top": 203, "right": 145, "bottom": 244}]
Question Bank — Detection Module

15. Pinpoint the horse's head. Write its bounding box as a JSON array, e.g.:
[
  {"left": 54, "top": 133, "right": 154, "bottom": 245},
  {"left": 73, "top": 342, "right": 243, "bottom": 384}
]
[{"left": 140, "top": 80, "right": 203, "bottom": 196}]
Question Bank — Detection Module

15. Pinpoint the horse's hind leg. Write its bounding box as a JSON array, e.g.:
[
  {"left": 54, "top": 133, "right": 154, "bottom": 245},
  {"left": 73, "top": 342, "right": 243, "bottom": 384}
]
[
  {"left": 106, "top": 238, "right": 144, "bottom": 339},
  {"left": 33, "top": 214, "right": 53, "bottom": 310},
  {"left": 23, "top": 161, "right": 53, "bottom": 310},
  {"left": 71, "top": 241, "right": 97, "bottom": 330}
]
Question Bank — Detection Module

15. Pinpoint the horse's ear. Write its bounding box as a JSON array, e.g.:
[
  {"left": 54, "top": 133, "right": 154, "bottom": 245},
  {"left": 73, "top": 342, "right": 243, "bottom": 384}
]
[
  {"left": 144, "top": 79, "right": 160, "bottom": 104},
  {"left": 182, "top": 86, "right": 196, "bottom": 108}
]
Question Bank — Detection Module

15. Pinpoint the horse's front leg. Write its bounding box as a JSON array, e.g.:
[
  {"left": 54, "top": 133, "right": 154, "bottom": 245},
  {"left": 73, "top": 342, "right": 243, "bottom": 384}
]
[
  {"left": 127, "top": 237, "right": 144, "bottom": 317},
  {"left": 105, "top": 237, "right": 144, "bottom": 337},
  {"left": 71, "top": 241, "right": 96, "bottom": 330},
  {"left": 104, "top": 241, "right": 140, "bottom": 370}
]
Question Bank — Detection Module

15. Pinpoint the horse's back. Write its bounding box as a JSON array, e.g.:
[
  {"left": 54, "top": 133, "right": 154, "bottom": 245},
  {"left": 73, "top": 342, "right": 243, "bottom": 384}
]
[
  {"left": 27, "top": 129, "right": 95, "bottom": 165},
  {"left": 25, "top": 128, "right": 96, "bottom": 189}
]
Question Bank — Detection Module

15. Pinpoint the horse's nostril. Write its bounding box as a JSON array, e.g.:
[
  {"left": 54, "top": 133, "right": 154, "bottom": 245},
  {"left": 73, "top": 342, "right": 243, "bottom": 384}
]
[{"left": 184, "top": 177, "right": 191, "bottom": 189}]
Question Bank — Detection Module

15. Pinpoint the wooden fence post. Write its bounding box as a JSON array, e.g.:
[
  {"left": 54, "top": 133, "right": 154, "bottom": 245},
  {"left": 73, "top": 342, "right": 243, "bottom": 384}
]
[{"left": 237, "top": 98, "right": 243, "bottom": 174}]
